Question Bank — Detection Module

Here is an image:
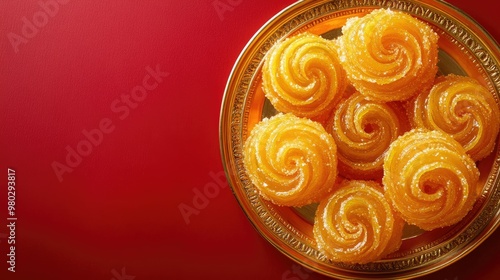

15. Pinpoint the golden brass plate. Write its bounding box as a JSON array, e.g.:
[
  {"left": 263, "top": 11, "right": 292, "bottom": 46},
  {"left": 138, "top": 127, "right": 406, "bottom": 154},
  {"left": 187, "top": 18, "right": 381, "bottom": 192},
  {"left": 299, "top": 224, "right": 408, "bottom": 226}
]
[{"left": 219, "top": 0, "right": 500, "bottom": 278}]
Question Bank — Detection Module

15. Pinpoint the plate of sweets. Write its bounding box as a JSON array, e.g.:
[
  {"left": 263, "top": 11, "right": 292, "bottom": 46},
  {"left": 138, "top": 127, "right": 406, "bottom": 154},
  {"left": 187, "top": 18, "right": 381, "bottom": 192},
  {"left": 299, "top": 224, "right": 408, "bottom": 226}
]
[{"left": 219, "top": 0, "right": 500, "bottom": 278}]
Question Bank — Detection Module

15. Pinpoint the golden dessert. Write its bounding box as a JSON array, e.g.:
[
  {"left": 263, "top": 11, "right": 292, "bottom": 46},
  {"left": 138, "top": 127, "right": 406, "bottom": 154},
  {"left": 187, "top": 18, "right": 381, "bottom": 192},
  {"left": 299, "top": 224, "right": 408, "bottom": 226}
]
[
  {"left": 243, "top": 113, "right": 338, "bottom": 206},
  {"left": 313, "top": 180, "right": 405, "bottom": 264},
  {"left": 383, "top": 129, "right": 480, "bottom": 231},
  {"left": 336, "top": 9, "right": 439, "bottom": 102},
  {"left": 262, "top": 32, "right": 347, "bottom": 121},
  {"left": 326, "top": 92, "right": 409, "bottom": 179},
  {"left": 410, "top": 74, "right": 500, "bottom": 161}
]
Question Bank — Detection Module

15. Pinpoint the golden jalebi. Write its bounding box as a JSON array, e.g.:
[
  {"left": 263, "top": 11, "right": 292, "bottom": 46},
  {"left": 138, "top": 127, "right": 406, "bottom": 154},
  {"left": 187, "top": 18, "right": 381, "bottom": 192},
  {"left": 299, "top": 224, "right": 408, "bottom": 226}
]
[
  {"left": 314, "top": 180, "right": 404, "bottom": 264},
  {"left": 383, "top": 129, "right": 480, "bottom": 230},
  {"left": 336, "top": 9, "right": 439, "bottom": 102},
  {"left": 243, "top": 113, "right": 338, "bottom": 206}
]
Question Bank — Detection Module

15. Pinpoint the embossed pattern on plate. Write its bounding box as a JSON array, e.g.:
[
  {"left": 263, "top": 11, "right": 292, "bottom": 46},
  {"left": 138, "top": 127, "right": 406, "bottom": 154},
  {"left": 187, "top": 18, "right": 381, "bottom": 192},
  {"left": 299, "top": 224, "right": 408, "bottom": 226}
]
[{"left": 220, "top": 0, "right": 500, "bottom": 279}]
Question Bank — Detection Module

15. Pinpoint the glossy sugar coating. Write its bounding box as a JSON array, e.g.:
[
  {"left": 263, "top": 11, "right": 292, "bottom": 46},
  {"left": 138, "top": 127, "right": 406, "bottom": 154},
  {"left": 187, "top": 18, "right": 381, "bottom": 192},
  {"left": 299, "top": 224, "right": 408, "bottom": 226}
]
[
  {"left": 313, "top": 180, "right": 404, "bottom": 264},
  {"left": 336, "top": 9, "right": 439, "bottom": 102},
  {"left": 243, "top": 113, "right": 338, "bottom": 206},
  {"left": 262, "top": 32, "right": 347, "bottom": 121},
  {"left": 383, "top": 129, "right": 480, "bottom": 231},
  {"left": 326, "top": 91, "right": 410, "bottom": 179},
  {"left": 410, "top": 74, "right": 500, "bottom": 161}
]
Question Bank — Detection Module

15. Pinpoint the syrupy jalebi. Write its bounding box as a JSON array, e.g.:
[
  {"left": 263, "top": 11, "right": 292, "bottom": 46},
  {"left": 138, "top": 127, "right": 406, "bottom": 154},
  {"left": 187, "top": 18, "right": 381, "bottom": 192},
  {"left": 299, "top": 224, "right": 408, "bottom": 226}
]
[
  {"left": 336, "top": 9, "right": 439, "bottom": 102},
  {"left": 410, "top": 74, "right": 500, "bottom": 161},
  {"left": 262, "top": 32, "right": 347, "bottom": 121},
  {"left": 326, "top": 92, "right": 410, "bottom": 179},
  {"left": 383, "top": 129, "right": 480, "bottom": 231},
  {"left": 314, "top": 180, "right": 404, "bottom": 264},
  {"left": 243, "top": 113, "right": 338, "bottom": 206}
]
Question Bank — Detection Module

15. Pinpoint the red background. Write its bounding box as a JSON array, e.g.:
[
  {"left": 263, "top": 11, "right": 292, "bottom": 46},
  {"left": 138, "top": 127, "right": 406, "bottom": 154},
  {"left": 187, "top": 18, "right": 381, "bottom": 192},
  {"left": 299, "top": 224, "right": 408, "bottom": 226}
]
[{"left": 1, "top": 0, "right": 499, "bottom": 279}]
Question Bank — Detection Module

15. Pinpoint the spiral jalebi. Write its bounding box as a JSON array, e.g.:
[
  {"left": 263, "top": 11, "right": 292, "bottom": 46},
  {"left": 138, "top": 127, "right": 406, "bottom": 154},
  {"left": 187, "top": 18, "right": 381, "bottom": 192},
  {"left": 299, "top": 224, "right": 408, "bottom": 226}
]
[
  {"left": 336, "top": 9, "right": 439, "bottom": 102},
  {"left": 410, "top": 74, "right": 500, "bottom": 161},
  {"left": 326, "top": 92, "right": 409, "bottom": 179},
  {"left": 314, "top": 180, "right": 404, "bottom": 264},
  {"left": 262, "top": 32, "right": 347, "bottom": 121},
  {"left": 383, "top": 129, "right": 480, "bottom": 230},
  {"left": 243, "top": 113, "right": 338, "bottom": 206}
]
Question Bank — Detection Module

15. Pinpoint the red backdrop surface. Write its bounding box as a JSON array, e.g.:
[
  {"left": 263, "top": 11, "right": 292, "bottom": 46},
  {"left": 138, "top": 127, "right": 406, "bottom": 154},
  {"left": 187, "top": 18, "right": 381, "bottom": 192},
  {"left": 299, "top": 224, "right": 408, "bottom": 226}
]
[{"left": 0, "top": 0, "right": 499, "bottom": 279}]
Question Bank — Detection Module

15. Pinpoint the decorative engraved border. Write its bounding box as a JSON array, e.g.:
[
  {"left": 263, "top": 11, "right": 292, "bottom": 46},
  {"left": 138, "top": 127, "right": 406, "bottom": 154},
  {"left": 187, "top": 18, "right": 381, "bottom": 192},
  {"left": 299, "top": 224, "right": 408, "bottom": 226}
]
[{"left": 225, "top": 0, "right": 500, "bottom": 277}]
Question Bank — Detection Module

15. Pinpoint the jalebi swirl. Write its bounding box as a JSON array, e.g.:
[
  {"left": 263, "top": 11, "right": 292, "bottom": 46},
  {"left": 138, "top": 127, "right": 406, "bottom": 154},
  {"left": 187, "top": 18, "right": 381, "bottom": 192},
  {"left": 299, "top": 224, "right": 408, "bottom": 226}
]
[
  {"left": 383, "top": 129, "right": 480, "bottom": 231},
  {"left": 243, "top": 113, "right": 338, "bottom": 206},
  {"left": 410, "top": 74, "right": 500, "bottom": 161},
  {"left": 336, "top": 9, "right": 439, "bottom": 102},
  {"left": 314, "top": 180, "right": 404, "bottom": 264},
  {"left": 326, "top": 92, "right": 409, "bottom": 179},
  {"left": 262, "top": 32, "right": 347, "bottom": 121}
]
